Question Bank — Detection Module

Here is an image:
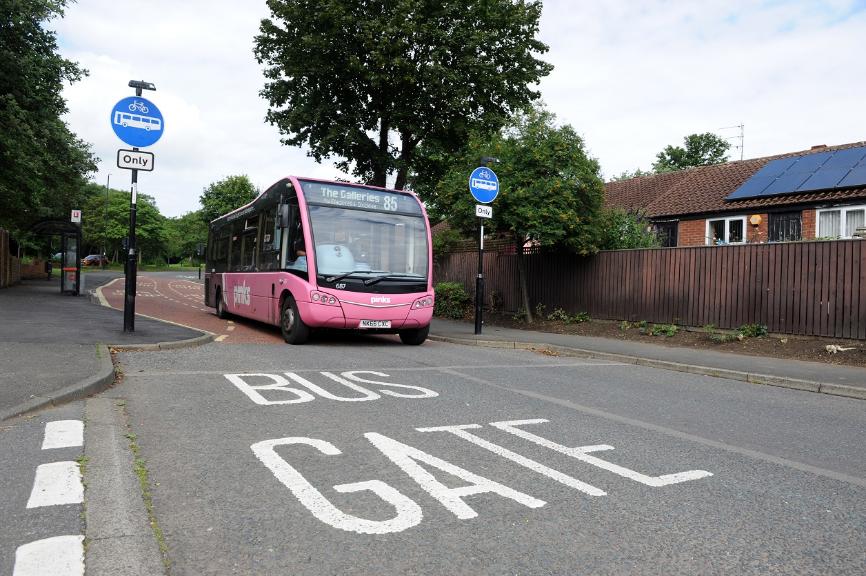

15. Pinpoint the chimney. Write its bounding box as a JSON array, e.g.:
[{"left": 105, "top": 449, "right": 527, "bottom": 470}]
[{"left": 810, "top": 144, "right": 827, "bottom": 150}]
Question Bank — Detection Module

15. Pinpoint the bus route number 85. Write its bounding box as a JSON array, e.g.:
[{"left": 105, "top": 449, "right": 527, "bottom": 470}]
[{"left": 383, "top": 196, "right": 399, "bottom": 211}]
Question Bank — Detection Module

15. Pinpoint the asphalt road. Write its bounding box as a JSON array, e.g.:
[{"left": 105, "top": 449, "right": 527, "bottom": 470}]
[
  {"left": 0, "top": 403, "right": 86, "bottom": 576},
  {"left": 96, "top": 338, "right": 866, "bottom": 575},
  {"left": 98, "top": 272, "right": 284, "bottom": 344}
]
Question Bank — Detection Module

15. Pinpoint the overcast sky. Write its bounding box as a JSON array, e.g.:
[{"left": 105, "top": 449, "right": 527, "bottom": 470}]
[{"left": 55, "top": 0, "right": 866, "bottom": 218}]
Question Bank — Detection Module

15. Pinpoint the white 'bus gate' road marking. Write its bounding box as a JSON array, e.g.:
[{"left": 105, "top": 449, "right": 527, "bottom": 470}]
[
  {"left": 489, "top": 419, "right": 712, "bottom": 486},
  {"left": 41, "top": 420, "right": 83, "bottom": 450},
  {"left": 417, "top": 423, "right": 607, "bottom": 496},
  {"left": 26, "top": 462, "right": 84, "bottom": 508},
  {"left": 437, "top": 367, "right": 866, "bottom": 490},
  {"left": 225, "top": 371, "right": 439, "bottom": 405},
  {"left": 12, "top": 535, "right": 84, "bottom": 576},
  {"left": 252, "top": 419, "right": 713, "bottom": 534}
]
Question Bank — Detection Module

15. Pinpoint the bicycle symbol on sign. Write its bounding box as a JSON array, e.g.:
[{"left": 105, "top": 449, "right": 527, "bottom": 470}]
[{"left": 128, "top": 100, "right": 149, "bottom": 113}]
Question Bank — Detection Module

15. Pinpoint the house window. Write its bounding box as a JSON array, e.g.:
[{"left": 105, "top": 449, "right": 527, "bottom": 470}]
[
  {"left": 768, "top": 211, "right": 802, "bottom": 242},
  {"left": 706, "top": 216, "right": 745, "bottom": 245},
  {"left": 817, "top": 205, "right": 866, "bottom": 238},
  {"left": 653, "top": 221, "right": 678, "bottom": 247}
]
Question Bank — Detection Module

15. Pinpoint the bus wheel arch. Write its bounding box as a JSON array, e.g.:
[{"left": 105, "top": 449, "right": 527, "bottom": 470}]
[
  {"left": 280, "top": 291, "right": 310, "bottom": 345},
  {"left": 399, "top": 324, "right": 429, "bottom": 345}
]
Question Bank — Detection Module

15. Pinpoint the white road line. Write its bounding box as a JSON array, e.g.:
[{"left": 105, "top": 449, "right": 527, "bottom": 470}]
[
  {"left": 131, "top": 362, "right": 625, "bottom": 376},
  {"left": 13, "top": 535, "right": 84, "bottom": 576},
  {"left": 26, "top": 462, "right": 84, "bottom": 508},
  {"left": 41, "top": 420, "right": 83, "bottom": 450}
]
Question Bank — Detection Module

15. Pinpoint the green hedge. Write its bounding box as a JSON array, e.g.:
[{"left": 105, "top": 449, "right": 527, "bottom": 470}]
[{"left": 434, "top": 282, "right": 470, "bottom": 319}]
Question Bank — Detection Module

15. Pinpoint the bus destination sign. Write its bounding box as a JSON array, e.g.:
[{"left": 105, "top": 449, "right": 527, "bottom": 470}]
[{"left": 300, "top": 181, "right": 422, "bottom": 215}]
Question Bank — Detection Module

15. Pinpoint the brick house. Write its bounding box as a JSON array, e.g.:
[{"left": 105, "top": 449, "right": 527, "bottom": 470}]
[{"left": 605, "top": 141, "right": 866, "bottom": 247}]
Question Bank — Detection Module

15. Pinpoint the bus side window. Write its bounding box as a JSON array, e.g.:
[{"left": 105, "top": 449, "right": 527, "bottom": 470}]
[
  {"left": 283, "top": 202, "right": 302, "bottom": 262},
  {"left": 230, "top": 220, "right": 243, "bottom": 271},
  {"left": 241, "top": 230, "right": 257, "bottom": 271},
  {"left": 258, "top": 208, "right": 280, "bottom": 271}
]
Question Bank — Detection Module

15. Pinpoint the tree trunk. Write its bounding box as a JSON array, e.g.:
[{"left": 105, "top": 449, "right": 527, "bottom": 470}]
[
  {"left": 393, "top": 133, "right": 416, "bottom": 191},
  {"left": 370, "top": 116, "right": 391, "bottom": 188},
  {"left": 514, "top": 233, "right": 533, "bottom": 323},
  {"left": 394, "top": 167, "right": 407, "bottom": 191}
]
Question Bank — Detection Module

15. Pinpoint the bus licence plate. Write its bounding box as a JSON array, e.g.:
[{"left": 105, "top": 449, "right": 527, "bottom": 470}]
[{"left": 359, "top": 320, "right": 391, "bottom": 329}]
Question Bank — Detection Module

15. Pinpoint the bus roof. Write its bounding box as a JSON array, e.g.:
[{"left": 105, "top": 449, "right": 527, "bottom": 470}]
[{"left": 208, "top": 177, "right": 423, "bottom": 228}]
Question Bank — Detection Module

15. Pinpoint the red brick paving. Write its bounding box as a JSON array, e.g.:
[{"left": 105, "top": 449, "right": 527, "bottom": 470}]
[{"left": 98, "top": 275, "right": 283, "bottom": 344}]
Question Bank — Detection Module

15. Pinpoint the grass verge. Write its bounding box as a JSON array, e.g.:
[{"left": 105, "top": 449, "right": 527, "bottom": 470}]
[{"left": 123, "top": 426, "right": 171, "bottom": 569}]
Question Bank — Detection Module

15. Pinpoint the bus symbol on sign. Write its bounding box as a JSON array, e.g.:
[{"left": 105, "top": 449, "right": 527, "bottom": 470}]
[
  {"left": 110, "top": 96, "right": 164, "bottom": 148},
  {"left": 468, "top": 166, "right": 499, "bottom": 203}
]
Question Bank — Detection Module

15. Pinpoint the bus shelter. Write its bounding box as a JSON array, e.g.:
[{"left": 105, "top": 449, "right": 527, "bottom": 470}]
[{"left": 30, "top": 219, "right": 82, "bottom": 295}]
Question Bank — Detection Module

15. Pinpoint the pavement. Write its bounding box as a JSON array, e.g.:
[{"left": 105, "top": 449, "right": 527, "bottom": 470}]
[
  {"left": 428, "top": 318, "right": 866, "bottom": 400},
  {"left": 0, "top": 276, "right": 864, "bottom": 423},
  {"left": 0, "top": 273, "right": 211, "bottom": 421}
]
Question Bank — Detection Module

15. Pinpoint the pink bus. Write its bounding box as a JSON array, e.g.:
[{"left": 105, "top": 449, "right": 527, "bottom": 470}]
[{"left": 204, "top": 177, "right": 434, "bottom": 344}]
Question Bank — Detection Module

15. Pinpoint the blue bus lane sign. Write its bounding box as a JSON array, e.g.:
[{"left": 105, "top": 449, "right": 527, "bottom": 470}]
[
  {"left": 469, "top": 167, "right": 499, "bottom": 203},
  {"left": 110, "top": 96, "right": 164, "bottom": 148}
]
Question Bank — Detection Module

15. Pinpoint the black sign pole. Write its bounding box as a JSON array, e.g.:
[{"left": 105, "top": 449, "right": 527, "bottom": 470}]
[
  {"left": 123, "top": 84, "right": 143, "bottom": 332},
  {"left": 475, "top": 220, "right": 484, "bottom": 335},
  {"left": 123, "top": 162, "right": 138, "bottom": 331}
]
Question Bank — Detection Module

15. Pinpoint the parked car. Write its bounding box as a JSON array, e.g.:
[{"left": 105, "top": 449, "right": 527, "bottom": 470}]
[{"left": 81, "top": 254, "right": 109, "bottom": 266}]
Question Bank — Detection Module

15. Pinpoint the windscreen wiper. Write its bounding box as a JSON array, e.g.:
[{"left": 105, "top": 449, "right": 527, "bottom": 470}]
[
  {"left": 323, "top": 270, "right": 388, "bottom": 283},
  {"left": 363, "top": 274, "right": 426, "bottom": 286}
]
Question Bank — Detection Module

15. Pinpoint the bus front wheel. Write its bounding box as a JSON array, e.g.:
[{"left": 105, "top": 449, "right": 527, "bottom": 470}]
[
  {"left": 280, "top": 295, "right": 310, "bottom": 345},
  {"left": 399, "top": 324, "right": 429, "bottom": 345}
]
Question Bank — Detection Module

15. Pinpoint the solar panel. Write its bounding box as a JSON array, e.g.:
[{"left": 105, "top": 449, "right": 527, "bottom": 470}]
[
  {"left": 725, "top": 145, "right": 866, "bottom": 201},
  {"left": 797, "top": 147, "right": 866, "bottom": 192},
  {"left": 725, "top": 157, "right": 796, "bottom": 200},
  {"left": 837, "top": 153, "right": 866, "bottom": 189},
  {"left": 763, "top": 151, "right": 832, "bottom": 195},
  {"left": 839, "top": 165, "right": 866, "bottom": 188}
]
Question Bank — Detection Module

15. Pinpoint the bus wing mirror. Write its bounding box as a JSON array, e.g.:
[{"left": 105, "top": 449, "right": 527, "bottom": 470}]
[{"left": 279, "top": 204, "right": 291, "bottom": 228}]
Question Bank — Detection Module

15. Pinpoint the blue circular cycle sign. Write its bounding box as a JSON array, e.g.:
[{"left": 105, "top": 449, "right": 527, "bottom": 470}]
[
  {"left": 110, "top": 96, "right": 164, "bottom": 148},
  {"left": 469, "top": 166, "right": 499, "bottom": 204}
]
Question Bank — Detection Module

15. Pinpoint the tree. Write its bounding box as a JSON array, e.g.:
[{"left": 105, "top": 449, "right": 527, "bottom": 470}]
[
  {"left": 81, "top": 187, "right": 164, "bottom": 263},
  {"left": 652, "top": 133, "right": 730, "bottom": 173},
  {"left": 254, "top": 0, "right": 552, "bottom": 190},
  {"left": 610, "top": 168, "right": 652, "bottom": 182},
  {"left": 431, "top": 106, "right": 606, "bottom": 322},
  {"left": 0, "top": 0, "right": 97, "bottom": 235},
  {"left": 163, "top": 210, "right": 208, "bottom": 263},
  {"left": 597, "top": 208, "right": 660, "bottom": 250},
  {"left": 199, "top": 175, "right": 257, "bottom": 224}
]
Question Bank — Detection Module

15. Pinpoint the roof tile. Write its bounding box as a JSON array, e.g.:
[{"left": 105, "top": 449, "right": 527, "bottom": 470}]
[{"left": 605, "top": 141, "right": 866, "bottom": 218}]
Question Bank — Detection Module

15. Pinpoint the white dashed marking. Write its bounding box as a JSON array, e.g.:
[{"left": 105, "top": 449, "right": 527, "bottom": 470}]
[
  {"left": 26, "top": 462, "right": 84, "bottom": 508},
  {"left": 13, "top": 535, "right": 84, "bottom": 576},
  {"left": 41, "top": 420, "right": 83, "bottom": 450}
]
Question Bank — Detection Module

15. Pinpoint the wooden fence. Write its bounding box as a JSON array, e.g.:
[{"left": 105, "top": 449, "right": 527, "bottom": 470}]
[{"left": 435, "top": 240, "right": 866, "bottom": 340}]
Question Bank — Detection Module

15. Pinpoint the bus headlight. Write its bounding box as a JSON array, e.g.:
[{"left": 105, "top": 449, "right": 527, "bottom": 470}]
[
  {"left": 311, "top": 291, "right": 340, "bottom": 306},
  {"left": 412, "top": 296, "right": 433, "bottom": 309}
]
